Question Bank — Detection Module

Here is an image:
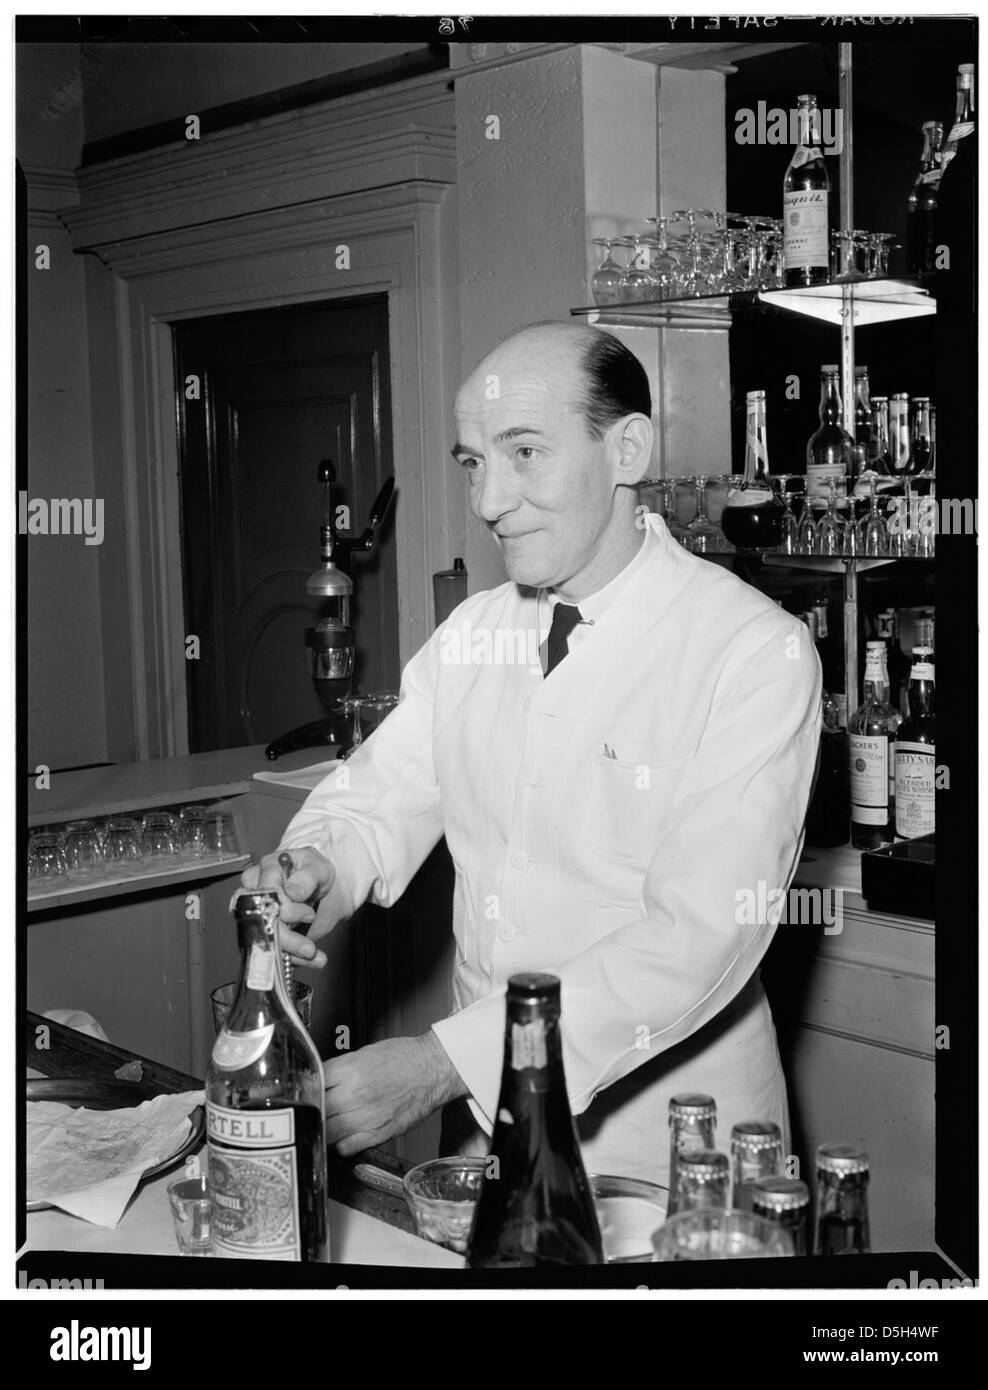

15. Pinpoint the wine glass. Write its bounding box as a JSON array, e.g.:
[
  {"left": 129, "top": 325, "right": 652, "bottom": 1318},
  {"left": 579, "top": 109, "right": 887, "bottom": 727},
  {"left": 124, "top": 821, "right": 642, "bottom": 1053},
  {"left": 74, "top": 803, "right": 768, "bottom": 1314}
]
[
  {"left": 685, "top": 476, "right": 729, "bottom": 553},
  {"left": 772, "top": 474, "right": 799, "bottom": 555},
  {"left": 795, "top": 501, "right": 819, "bottom": 555},
  {"left": 618, "top": 234, "right": 658, "bottom": 302},
  {"left": 591, "top": 238, "right": 624, "bottom": 305},
  {"left": 816, "top": 481, "right": 845, "bottom": 557},
  {"left": 641, "top": 218, "right": 681, "bottom": 299},
  {"left": 856, "top": 480, "right": 889, "bottom": 557},
  {"left": 657, "top": 480, "right": 692, "bottom": 547}
]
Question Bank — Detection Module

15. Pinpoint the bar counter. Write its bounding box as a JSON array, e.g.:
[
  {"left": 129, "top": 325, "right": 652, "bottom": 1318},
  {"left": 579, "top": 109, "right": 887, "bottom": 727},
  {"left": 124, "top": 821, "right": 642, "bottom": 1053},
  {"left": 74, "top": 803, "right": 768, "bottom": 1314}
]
[
  {"left": 23, "top": 1011, "right": 462, "bottom": 1274},
  {"left": 25, "top": 744, "right": 934, "bottom": 1253}
]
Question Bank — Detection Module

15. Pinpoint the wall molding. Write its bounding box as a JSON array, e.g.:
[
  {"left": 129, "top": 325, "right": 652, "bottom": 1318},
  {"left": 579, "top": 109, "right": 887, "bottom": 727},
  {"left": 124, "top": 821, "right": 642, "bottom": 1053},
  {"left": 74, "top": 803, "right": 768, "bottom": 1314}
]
[{"left": 61, "top": 79, "right": 460, "bottom": 760}]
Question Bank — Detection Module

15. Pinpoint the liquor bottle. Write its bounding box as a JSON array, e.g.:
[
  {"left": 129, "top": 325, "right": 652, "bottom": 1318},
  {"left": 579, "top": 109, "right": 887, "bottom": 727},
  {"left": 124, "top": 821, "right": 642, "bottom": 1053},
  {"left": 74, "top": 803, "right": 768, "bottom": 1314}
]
[
  {"left": 206, "top": 890, "right": 329, "bottom": 1262},
  {"left": 466, "top": 973, "right": 603, "bottom": 1267},
  {"left": 887, "top": 393, "right": 912, "bottom": 478},
  {"left": 803, "top": 609, "right": 850, "bottom": 846},
  {"left": 848, "top": 642, "right": 902, "bottom": 850},
  {"left": 894, "top": 648, "right": 936, "bottom": 840},
  {"left": 939, "top": 63, "right": 975, "bottom": 187},
  {"left": 905, "top": 121, "right": 944, "bottom": 276},
  {"left": 721, "top": 390, "right": 785, "bottom": 550},
  {"left": 750, "top": 1177, "right": 811, "bottom": 1256},
  {"left": 814, "top": 1143, "right": 871, "bottom": 1255},
  {"left": 850, "top": 365, "right": 874, "bottom": 490},
  {"left": 783, "top": 94, "right": 831, "bottom": 287},
  {"left": 731, "top": 1122, "right": 783, "bottom": 1212},
  {"left": 806, "top": 367, "right": 852, "bottom": 504},
  {"left": 910, "top": 397, "right": 934, "bottom": 475},
  {"left": 869, "top": 395, "right": 891, "bottom": 475},
  {"left": 876, "top": 609, "right": 909, "bottom": 716},
  {"left": 667, "top": 1093, "right": 717, "bottom": 1217}
]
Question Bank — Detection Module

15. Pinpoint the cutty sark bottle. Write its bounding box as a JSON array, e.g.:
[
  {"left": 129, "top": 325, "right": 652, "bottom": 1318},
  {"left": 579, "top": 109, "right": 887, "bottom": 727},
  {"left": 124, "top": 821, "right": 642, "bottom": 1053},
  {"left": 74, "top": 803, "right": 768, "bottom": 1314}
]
[
  {"left": 206, "top": 889, "right": 329, "bottom": 1261},
  {"left": 467, "top": 973, "right": 603, "bottom": 1267}
]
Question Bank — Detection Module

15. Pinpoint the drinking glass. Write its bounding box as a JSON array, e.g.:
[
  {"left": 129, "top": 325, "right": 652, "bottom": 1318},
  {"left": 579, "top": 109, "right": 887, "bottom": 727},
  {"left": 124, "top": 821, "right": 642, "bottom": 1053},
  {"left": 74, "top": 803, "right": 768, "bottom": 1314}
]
[
  {"left": 202, "top": 813, "right": 239, "bottom": 859},
  {"left": 210, "top": 979, "right": 313, "bottom": 1034},
  {"left": 795, "top": 503, "right": 819, "bottom": 555},
  {"left": 591, "top": 238, "right": 624, "bottom": 305},
  {"left": 167, "top": 1174, "right": 213, "bottom": 1256},
  {"left": 771, "top": 475, "right": 799, "bottom": 555},
  {"left": 140, "top": 812, "right": 180, "bottom": 864},
  {"left": 652, "top": 1209, "right": 794, "bottom": 1261},
  {"left": 618, "top": 234, "right": 658, "bottom": 302},
  {"left": 685, "top": 476, "right": 730, "bottom": 554},
  {"left": 103, "top": 818, "right": 143, "bottom": 874},
  {"left": 28, "top": 831, "right": 67, "bottom": 880},
  {"left": 63, "top": 820, "right": 105, "bottom": 878},
  {"left": 358, "top": 693, "right": 400, "bottom": 741},
  {"left": 857, "top": 480, "right": 889, "bottom": 557},
  {"left": 178, "top": 804, "right": 210, "bottom": 859},
  {"left": 641, "top": 218, "right": 681, "bottom": 299},
  {"left": 816, "top": 482, "right": 845, "bottom": 557}
]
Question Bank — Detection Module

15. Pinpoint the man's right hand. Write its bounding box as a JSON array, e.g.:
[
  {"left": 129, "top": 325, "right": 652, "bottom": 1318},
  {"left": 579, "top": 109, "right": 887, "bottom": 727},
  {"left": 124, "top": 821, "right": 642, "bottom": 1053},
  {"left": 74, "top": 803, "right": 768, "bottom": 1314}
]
[{"left": 240, "top": 847, "right": 338, "bottom": 969}]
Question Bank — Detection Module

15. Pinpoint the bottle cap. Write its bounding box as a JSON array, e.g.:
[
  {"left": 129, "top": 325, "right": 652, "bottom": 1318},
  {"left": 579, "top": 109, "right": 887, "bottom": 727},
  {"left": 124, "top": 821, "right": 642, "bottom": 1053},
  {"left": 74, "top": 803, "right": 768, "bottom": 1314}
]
[
  {"left": 797, "top": 92, "right": 817, "bottom": 104},
  {"left": 678, "top": 1149, "right": 729, "bottom": 1180},
  {"left": 821, "top": 364, "right": 839, "bottom": 373},
  {"left": 669, "top": 1093, "right": 716, "bottom": 1121},
  {"left": 506, "top": 972, "right": 560, "bottom": 1003},
  {"left": 746, "top": 389, "right": 766, "bottom": 403},
  {"left": 817, "top": 1142, "right": 870, "bottom": 1176},
  {"left": 854, "top": 365, "right": 869, "bottom": 377},
  {"left": 731, "top": 1121, "right": 782, "bottom": 1153},
  {"left": 958, "top": 64, "right": 974, "bottom": 82},
  {"left": 750, "top": 1177, "right": 811, "bottom": 1212}
]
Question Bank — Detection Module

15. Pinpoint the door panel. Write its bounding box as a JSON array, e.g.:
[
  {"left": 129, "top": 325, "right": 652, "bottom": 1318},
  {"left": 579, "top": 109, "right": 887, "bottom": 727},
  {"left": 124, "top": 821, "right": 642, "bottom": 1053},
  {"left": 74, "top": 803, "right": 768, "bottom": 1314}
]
[{"left": 175, "top": 296, "right": 397, "bottom": 751}]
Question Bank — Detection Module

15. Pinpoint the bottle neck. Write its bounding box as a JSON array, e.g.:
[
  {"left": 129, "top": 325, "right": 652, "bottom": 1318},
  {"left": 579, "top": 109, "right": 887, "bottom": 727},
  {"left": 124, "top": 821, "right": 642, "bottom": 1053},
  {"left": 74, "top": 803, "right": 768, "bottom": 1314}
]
[
  {"left": 230, "top": 912, "right": 292, "bottom": 1023},
  {"left": 671, "top": 1115, "right": 716, "bottom": 1152},
  {"left": 744, "top": 399, "right": 771, "bottom": 484},
  {"left": 820, "top": 376, "right": 842, "bottom": 426},
  {"left": 500, "top": 1001, "right": 566, "bottom": 1097},
  {"left": 955, "top": 82, "right": 974, "bottom": 125},
  {"left": 907, "top": 676, "right": 935, "bottom": 717},
  {"left": 797, "top": 102, "right": 824, "bottom": 154},
  {"left": 816, "top": 1170, "right": 869, "bottom": 1217}
]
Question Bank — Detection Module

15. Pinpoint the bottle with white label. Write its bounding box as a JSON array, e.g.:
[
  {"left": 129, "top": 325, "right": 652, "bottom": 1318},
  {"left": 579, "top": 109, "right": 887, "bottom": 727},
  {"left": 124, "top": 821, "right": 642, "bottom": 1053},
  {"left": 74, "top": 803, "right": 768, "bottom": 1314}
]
[
  {"left": 848, "top": 642, "right": 902, "bottom": 850},
  {"left": 206, "top": 890, "right": 329, "bottom": 1261},
  {"left": 783, "top": 93, "right": 831, "bottom": 287},
  {"left": 894, "top": 648, "right": 935, "bottom": 839},
  {"left": 806, "top": 366, "right": 852, "bottom": 503}
]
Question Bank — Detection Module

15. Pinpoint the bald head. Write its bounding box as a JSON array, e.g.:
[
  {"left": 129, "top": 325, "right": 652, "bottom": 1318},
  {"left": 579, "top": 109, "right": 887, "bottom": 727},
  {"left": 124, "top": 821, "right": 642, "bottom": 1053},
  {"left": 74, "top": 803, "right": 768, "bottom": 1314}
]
[{"left": 459, "top": 322, "right": 651, "bottom": 441}]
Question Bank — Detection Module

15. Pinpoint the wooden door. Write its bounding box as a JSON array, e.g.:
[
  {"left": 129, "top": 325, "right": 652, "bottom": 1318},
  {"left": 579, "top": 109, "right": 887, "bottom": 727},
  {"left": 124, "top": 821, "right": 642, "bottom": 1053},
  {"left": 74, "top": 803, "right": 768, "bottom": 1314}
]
[{"left": 174, "top": 296, "right": 398, "bottom": 751}]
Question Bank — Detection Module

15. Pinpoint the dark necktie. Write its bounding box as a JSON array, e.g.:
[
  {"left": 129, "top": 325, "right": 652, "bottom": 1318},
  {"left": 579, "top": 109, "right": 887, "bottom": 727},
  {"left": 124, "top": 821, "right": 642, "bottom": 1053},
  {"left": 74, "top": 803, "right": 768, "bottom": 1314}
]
[{"left": 545, "top": 602, "right": 583, "bottom": 676}]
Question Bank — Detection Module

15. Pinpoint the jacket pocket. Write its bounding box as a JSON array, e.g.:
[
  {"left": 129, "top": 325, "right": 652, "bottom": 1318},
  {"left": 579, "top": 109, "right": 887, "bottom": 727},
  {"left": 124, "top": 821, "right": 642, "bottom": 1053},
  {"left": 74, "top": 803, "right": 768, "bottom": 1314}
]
[{"left": 582, "top": 753, "right": 693, "bottom": 865}]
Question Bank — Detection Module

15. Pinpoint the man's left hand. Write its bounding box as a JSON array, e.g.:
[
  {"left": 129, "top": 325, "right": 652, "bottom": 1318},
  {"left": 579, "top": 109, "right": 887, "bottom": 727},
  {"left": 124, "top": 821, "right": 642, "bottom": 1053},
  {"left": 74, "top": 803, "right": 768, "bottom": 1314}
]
[{"left": 323, "top": 1032, "right": 468, "bottom": 1157}]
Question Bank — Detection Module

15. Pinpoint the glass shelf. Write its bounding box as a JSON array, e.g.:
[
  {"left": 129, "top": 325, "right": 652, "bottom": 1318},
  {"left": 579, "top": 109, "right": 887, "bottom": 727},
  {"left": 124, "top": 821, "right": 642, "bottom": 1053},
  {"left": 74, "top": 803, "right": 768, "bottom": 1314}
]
[{"left": 571, "top": 277, "right": 936, "bottom": 329}]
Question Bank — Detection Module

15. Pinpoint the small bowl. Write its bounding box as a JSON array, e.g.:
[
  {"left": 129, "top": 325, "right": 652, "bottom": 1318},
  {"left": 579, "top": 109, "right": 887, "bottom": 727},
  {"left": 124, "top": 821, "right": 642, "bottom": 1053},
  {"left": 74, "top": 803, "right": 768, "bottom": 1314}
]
[
  {"left": 591, "top": 1173, "right": 668, "bottom": 1263},
  {"left": 402, "top": 1156, "right": 487, "bottom": 1253}
]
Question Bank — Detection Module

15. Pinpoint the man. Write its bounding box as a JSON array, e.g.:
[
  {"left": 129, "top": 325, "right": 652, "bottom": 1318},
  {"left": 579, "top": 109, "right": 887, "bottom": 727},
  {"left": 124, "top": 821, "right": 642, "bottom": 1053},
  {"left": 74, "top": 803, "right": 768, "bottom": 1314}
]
[{"left": 243, "top": 321, "right": 821, "bottom": 1185}]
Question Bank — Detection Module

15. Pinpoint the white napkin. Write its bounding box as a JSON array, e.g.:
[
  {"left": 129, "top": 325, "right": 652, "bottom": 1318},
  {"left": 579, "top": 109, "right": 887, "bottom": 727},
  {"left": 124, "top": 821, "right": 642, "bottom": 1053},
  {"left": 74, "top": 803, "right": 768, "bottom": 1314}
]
[{"left": 27, "top": 1090, "right": 204, "bottom": 1228}]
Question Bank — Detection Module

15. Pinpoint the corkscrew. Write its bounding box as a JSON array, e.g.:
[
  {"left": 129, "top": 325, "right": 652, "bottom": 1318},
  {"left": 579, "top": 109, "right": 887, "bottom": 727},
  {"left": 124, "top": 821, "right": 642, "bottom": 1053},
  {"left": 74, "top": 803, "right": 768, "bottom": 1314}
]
[{"left": 277, "top": 851, "right": 309, "bottom": 994}]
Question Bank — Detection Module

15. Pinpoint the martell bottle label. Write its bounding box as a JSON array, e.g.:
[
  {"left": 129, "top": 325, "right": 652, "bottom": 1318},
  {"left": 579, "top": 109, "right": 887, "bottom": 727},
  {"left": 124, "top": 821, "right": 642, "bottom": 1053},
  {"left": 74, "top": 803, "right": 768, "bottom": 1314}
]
[
  {"left": 783, "top": 189, "right": 829, "bottom": 270},
  {"left": 207, "top": 1102, "right": 302, "bottom": 1260}
]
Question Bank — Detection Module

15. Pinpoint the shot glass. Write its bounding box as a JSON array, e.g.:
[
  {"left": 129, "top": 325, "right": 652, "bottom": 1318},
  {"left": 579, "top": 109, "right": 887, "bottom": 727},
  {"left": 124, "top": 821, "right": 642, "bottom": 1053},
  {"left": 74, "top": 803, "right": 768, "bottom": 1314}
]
[{"left": 167, "top": 1174, "right": 213, "bottom": 1256}]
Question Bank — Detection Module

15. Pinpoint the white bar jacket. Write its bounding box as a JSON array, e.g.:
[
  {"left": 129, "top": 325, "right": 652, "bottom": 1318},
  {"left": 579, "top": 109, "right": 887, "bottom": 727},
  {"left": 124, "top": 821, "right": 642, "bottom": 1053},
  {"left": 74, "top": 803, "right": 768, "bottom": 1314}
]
[{"left": 279, "top": 513, "right": 822, "bottom": 1184}]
